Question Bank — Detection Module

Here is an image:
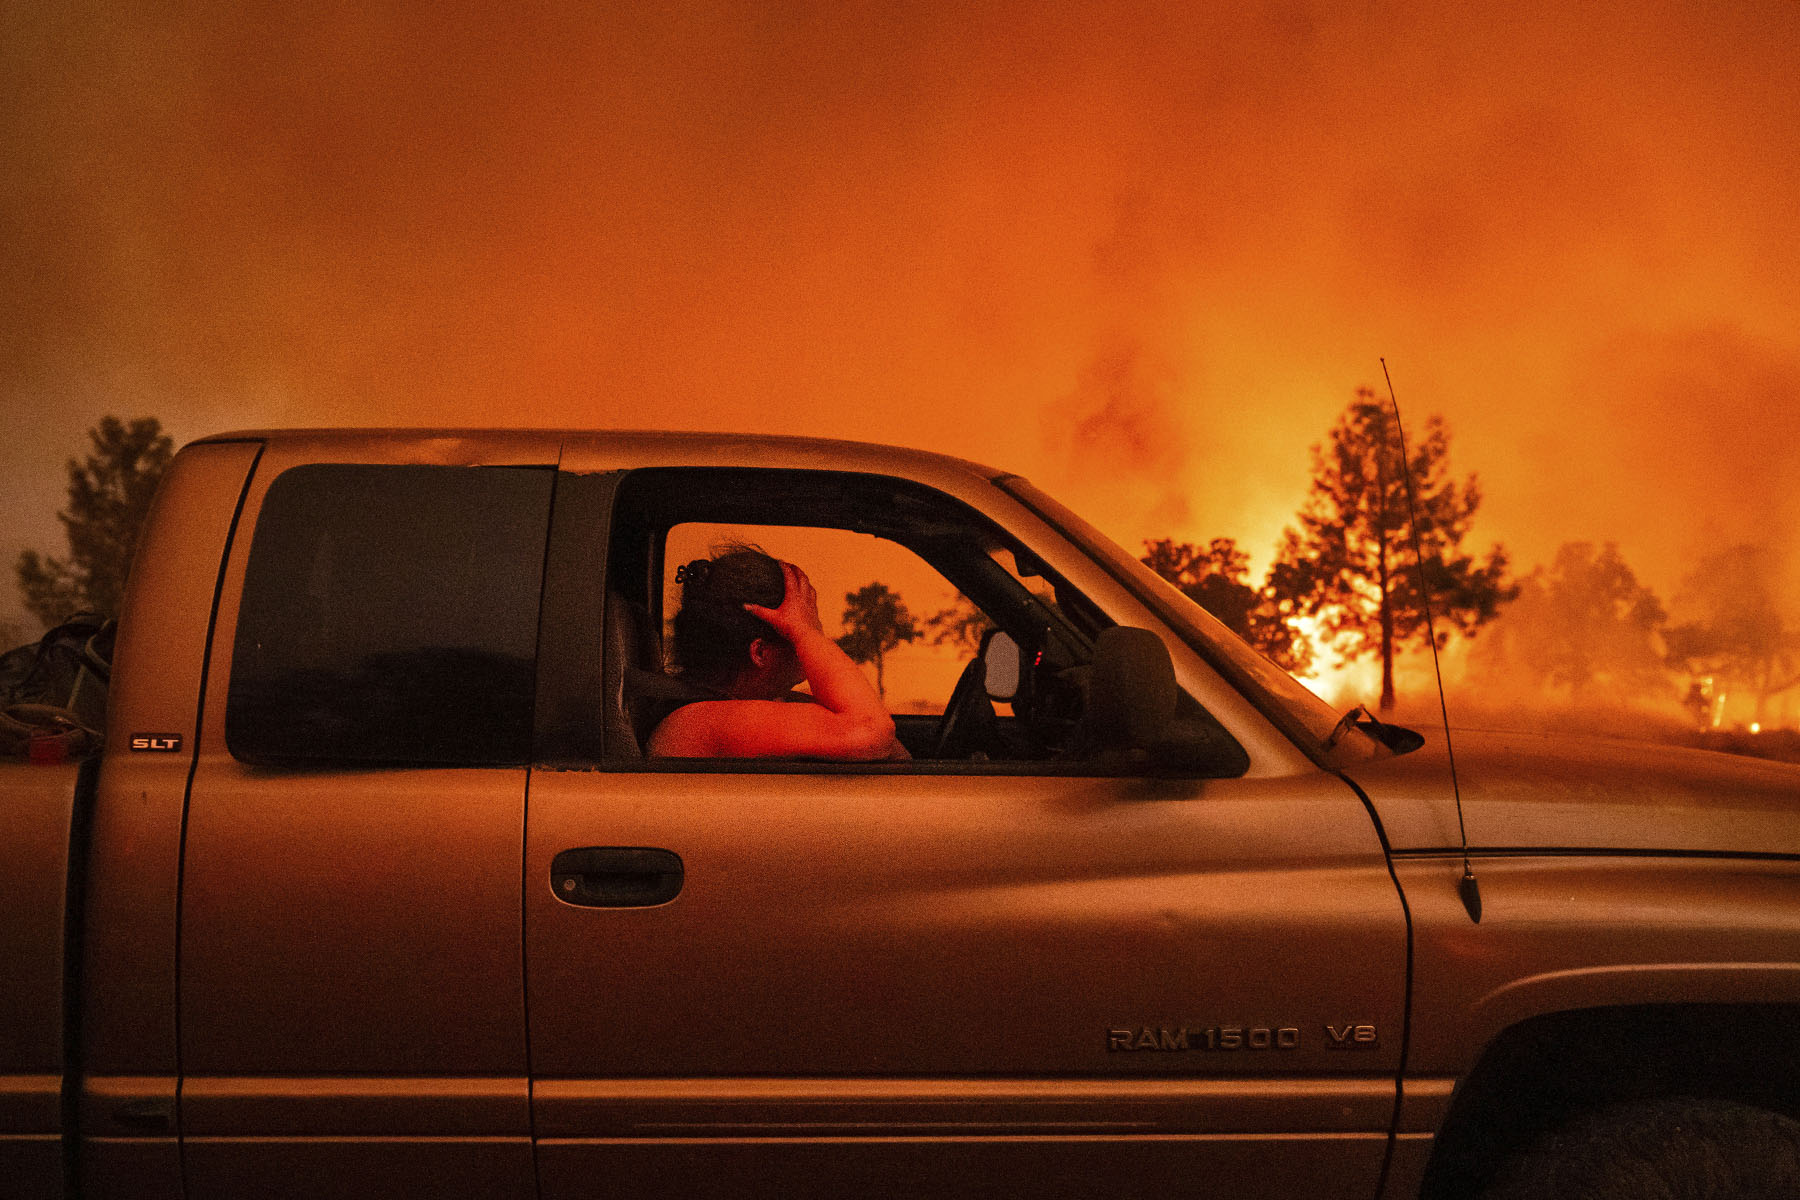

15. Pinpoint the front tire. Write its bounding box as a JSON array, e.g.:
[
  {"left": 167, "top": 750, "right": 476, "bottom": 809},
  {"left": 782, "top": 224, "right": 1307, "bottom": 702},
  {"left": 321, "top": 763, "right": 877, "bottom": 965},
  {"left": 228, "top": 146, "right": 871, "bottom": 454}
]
[{"left": 1482, "top": 1097, "right": 1800, "bottom": 1200}]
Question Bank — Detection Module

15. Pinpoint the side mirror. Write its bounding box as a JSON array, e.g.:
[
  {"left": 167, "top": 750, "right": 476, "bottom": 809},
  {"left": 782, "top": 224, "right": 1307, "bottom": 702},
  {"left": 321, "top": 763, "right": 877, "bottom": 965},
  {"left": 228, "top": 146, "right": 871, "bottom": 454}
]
[
  {"left": 982, "top": 630, "right": 1021, "bottom": 702},
  {"left": 1085, "top": 626, "right": 1176, "bottom": 753}
]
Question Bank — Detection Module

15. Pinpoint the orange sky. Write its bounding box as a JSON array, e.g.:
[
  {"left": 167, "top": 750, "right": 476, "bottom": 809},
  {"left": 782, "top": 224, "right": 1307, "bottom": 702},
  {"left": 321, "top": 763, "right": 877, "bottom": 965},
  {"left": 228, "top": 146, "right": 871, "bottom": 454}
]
[{"left": 6, "top": 1, "right": 1799, "bottom": 650}]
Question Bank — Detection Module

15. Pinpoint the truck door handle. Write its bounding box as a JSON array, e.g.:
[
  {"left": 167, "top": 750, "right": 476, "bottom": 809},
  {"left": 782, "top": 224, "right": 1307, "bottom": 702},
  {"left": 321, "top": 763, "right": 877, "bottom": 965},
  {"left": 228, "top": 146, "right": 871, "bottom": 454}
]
[{"left": 551, "top": 847, "right": 684, "bottom": 907}]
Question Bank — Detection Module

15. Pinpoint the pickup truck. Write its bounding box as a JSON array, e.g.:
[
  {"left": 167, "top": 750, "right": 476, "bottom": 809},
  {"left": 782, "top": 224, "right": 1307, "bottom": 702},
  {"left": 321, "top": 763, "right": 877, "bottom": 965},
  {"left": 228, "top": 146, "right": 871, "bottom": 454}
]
[{"left": 4, "top": 428, "right": 1797, "bottom": 1200}]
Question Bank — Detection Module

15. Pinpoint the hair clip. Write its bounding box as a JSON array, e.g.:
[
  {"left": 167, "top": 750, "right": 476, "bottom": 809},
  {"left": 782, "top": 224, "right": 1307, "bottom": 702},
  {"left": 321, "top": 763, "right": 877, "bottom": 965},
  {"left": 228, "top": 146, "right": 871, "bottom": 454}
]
[{"left": 675, "top": 560, "right": 710, "bottom": 586}]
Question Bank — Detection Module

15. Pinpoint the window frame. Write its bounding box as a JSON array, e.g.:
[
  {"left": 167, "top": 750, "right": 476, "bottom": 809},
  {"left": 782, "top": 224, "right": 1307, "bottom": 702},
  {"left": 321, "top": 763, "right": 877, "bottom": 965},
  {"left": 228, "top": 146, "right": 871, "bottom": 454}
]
[{"left": 539, "top": 465, "right": 1248, "bottom": 778}]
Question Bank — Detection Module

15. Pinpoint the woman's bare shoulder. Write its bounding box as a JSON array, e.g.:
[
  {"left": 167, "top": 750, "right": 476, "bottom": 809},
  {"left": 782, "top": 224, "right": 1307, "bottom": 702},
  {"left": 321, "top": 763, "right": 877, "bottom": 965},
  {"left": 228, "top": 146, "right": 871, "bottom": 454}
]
[
  {"left": 646, "top": 699, "right": 795, "bottom": 758},
  {"left": 647, "top": 697, "right": 891, "bottom": 761},
  {"left": 646, "top": 701, "right": 720, "bottom": 758}
]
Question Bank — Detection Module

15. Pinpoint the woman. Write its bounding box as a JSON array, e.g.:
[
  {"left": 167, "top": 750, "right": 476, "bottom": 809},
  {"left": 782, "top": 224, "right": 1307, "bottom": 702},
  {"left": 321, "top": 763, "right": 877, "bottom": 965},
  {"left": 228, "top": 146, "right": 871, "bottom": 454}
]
[{"left": 647, "top": 547, "right": 908, "bottom": 760}]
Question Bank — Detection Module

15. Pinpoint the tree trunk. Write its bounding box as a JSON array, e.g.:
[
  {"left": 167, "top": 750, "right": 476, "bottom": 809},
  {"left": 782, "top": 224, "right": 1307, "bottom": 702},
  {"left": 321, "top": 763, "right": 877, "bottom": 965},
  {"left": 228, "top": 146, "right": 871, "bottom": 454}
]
[
  {"left": 1379, "top": 601, "right": 1396, "bottom": 712},
  {"left": 874, "top": 651, "right": 885, "bottom": 700},
  {"left": 1375, "top": 444, "right": 1396, "bottom": 713},
  {"left": 1378, "top": 529, "right": 1396, "bottom": 713},
  {"left": 1755, "top": 657, "right": 1769, "bottom": 727}
]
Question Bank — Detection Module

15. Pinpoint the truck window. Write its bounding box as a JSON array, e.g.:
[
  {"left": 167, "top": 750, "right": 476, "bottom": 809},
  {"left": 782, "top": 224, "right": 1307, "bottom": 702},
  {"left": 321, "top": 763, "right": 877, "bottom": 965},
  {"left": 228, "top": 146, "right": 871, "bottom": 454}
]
[
  {"left": 599, "top": 467, "right": 1247, "bottom": 775},
  {"left": 225, "top": 463, "right": 554, "bottom": 767}
]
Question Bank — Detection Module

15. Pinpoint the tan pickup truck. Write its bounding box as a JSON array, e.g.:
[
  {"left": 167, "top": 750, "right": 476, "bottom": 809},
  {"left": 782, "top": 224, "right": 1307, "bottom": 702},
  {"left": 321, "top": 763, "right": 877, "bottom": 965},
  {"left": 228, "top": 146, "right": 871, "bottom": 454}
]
[{"left": 4, "top": 429, "right": 1798, "bottom": 1200}]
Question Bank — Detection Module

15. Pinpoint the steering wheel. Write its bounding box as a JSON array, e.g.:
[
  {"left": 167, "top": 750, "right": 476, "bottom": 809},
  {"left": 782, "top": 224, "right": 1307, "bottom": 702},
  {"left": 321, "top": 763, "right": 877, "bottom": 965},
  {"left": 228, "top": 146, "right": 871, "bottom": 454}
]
[{"left": 929, "top": 656, "right": 993, "bottom": 759}]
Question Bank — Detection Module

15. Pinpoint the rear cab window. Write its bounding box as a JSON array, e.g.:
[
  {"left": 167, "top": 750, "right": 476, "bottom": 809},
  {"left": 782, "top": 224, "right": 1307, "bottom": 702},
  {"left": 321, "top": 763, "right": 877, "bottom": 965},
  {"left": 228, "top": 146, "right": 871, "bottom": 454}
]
[{"left": 226, "top": 463, "right": 554, "bottom": 767}]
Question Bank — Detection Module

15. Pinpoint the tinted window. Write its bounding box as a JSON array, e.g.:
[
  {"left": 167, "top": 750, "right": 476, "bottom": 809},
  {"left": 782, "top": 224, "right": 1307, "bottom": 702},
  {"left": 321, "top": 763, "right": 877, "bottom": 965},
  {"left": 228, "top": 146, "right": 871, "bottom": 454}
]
[{"left": 227, "top": 464, "right": 554, "bottom": 766}]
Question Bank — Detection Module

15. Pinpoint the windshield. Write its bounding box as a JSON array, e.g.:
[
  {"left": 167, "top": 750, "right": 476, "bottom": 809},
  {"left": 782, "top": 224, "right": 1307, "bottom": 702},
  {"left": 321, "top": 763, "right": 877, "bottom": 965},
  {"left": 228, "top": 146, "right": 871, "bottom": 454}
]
[{"left": 997, "top": 476, "right": 1347, "bottom": 756}]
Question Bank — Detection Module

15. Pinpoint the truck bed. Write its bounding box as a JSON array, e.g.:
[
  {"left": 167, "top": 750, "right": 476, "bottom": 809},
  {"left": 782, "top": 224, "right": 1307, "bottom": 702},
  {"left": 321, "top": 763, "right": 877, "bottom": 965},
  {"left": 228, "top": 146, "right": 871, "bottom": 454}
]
[{"left": 0, "top": 759, "right": 89, "bottom": 1194}]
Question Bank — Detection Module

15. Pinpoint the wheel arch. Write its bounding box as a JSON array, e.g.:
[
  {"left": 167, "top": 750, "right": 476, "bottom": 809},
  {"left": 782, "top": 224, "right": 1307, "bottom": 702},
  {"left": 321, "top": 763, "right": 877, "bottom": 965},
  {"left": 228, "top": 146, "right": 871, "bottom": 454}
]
[{"left": 1417, "top": 1002, "right": 1800, "bottom": 1200}]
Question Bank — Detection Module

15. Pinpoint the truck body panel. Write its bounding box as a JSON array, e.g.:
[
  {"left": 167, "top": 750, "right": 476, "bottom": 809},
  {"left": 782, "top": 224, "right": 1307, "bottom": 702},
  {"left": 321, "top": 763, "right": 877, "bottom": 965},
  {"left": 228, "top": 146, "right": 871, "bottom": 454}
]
[
  {"left": 526, "top": 769, "right": 1405, "bottom": 1196},
  {"left": 1352, "top": 728, "right": 1800, "bottom": 854},
  {"left": 0, "top": 763, "right": 78, "bottom": 1189},
  {"left": 1398, "top": 853, "right": 1800, "bottom": 1075}
]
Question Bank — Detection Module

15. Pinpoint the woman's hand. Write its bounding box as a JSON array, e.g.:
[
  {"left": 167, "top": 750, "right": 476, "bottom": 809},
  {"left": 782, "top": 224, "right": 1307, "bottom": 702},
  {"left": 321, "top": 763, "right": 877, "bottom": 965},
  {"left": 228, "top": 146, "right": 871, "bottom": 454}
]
[
  {"left": 743, "top": 561, "right": 824, "bottom": 642},
  {"left": 745, "top": 560, "right": 888, "bottom": 726}
]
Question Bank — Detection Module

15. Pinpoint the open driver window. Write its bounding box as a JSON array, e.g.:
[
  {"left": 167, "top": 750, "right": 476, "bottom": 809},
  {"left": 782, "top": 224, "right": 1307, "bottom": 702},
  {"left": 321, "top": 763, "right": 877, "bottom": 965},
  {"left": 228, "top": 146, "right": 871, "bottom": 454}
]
[{"left": 596, "top": 467, "right": 1247, "bottom": 776}]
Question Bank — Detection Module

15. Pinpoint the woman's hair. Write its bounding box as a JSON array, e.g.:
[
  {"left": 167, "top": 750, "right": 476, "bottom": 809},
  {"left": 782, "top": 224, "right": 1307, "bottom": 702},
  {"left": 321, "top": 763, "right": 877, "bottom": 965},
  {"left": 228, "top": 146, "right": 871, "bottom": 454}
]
[{"left": 668, "top": 544, "right": 787, "bottom": 682}]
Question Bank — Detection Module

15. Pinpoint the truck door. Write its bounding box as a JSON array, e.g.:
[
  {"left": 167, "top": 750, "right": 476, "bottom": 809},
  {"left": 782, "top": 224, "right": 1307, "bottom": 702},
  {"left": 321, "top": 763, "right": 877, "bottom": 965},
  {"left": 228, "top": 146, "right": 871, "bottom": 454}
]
[
  {"left": 179, "top": 451, "right": 555, "bottom": 1200},
  {"left": 523, "top": 464, "right": 1408, "bottom": 1200}
]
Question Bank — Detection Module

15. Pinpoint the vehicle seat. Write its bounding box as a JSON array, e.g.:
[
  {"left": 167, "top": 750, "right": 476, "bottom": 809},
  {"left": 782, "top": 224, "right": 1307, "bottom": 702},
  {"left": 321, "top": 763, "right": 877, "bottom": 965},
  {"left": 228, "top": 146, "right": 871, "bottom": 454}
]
[{"left": 602, "top": 590, "right": 660, "bottom": 758}]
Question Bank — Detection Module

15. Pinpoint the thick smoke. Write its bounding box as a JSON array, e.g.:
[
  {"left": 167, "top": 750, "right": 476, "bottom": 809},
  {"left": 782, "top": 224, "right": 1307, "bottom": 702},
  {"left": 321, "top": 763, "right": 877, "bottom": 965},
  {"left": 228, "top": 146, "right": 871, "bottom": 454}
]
[
  {"left": 1579, "top": 326, "right": 1800, "bottom": 594},
  {"left": 5, "top": 0, "right": 1799, "bottom": 688},
  {"left": 1041, "top": 337, "right": 1193, "bottom": 532}
]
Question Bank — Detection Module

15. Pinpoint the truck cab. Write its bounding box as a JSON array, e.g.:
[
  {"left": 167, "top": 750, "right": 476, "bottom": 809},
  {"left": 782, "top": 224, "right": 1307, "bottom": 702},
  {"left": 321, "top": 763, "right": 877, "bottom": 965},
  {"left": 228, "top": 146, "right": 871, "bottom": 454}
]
[{"left": 4, "top": 429, "right": 1796, "bottom": 1199}]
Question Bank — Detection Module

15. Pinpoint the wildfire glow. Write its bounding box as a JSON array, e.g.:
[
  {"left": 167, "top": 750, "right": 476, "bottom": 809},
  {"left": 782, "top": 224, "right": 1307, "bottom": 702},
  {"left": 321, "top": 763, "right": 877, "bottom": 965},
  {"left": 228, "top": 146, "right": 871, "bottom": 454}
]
[{"left": 1289, "top": 615, "right": 1378, "bottom": 709}]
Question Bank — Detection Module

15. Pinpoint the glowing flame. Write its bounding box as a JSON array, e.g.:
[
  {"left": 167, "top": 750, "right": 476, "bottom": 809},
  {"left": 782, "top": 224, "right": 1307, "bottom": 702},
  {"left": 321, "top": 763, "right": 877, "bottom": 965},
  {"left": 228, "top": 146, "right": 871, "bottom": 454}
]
[{"left": 1290, "top": 615, "right": 1378, "bottom": 708}]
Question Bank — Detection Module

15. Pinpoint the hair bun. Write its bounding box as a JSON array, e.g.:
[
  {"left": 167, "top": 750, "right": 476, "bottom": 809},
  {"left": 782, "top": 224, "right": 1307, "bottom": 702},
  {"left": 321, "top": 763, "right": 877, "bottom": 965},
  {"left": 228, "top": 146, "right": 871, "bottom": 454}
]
[{"left": 675, "top": 559, "right": 712, "bottom": 588}]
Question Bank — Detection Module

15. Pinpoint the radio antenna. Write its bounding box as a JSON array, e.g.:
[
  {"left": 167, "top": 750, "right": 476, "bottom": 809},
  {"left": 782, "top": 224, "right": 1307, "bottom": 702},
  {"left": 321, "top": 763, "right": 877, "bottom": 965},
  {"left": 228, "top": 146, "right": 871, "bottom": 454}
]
[{"left": 1380, "top": 358, "right": 1481, "bottom": 924}]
